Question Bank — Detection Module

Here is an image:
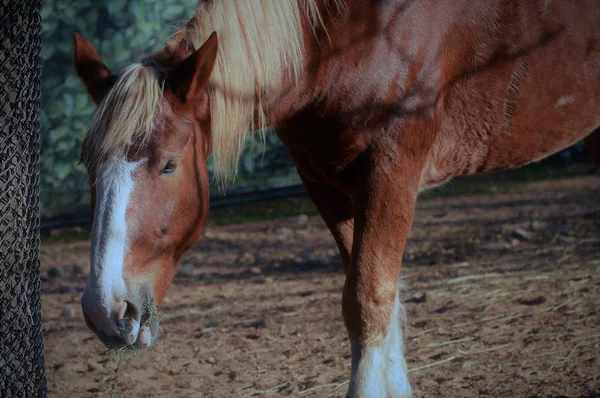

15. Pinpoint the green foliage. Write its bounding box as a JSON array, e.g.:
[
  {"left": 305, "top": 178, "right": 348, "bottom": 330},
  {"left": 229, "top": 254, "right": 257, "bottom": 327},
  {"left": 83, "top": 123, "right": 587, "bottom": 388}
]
[{"left": 233, "top": 130, "right": 298, "bottom": 185}]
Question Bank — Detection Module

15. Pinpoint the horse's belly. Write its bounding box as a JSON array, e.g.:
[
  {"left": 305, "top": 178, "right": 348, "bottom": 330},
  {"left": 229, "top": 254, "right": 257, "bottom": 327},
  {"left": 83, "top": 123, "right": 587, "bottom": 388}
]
[{"left": 434, "top": 42, "right": 600, "bottom": 179}]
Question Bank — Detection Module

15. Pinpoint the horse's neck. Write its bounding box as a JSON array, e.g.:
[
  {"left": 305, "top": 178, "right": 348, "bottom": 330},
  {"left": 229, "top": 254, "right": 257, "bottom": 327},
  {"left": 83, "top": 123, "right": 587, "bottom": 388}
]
[{"left": 272, "top": 0, "right": 411, "bottom": 124}]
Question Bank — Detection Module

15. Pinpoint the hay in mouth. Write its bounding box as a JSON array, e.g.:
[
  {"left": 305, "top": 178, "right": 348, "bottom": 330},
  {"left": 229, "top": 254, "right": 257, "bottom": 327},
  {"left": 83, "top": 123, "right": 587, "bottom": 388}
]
[{"left": 140, "top": 297, "right": 161, "bottom": 330}]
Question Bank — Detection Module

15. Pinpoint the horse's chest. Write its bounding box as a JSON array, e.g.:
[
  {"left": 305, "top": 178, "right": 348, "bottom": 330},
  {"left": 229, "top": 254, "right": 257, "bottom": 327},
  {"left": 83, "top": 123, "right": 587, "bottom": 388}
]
[{"left": 277, "top": 118, "right": 374, "bottom": 187}]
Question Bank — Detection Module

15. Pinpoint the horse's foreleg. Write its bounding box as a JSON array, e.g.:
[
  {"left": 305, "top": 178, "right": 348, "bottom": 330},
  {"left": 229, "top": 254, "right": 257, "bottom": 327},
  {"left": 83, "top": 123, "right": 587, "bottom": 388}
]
[
  {"left": 343, "top": 158, "right": 420, "bottom": 398},
  {"left": 299, "top": 175, "right": 354, "bottom": 271}
]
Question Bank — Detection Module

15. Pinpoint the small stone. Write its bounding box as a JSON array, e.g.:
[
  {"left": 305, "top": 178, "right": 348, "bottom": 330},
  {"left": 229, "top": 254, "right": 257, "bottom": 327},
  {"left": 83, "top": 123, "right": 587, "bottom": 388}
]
[
  {"left": 72, "top": 263, "right": 85, "bottom": 275},
  {"left": 406, "top": 292, "right": 427, "bottom": 304},
  {"left": 249, "top": 266, "right": 262, "bottom": 274},
  {"left": 510, "top": 238, "right": 521, "bottom": 246},
  {"left": 275, "top": 228, "right": 293, "bottom": 240},
  {"left": 87, "top": 362, "right": 103, "bottom": 372},
  {"left": 47, "top": 266, "right": 63, "bottom": 279},
  {"left": 296, "top": 214, "right": 309, "bottom": 225},
  {"left": 557, "top": 234, "right": 576, "bottom": 244},
  {"left": 402, "top": 253, "right": 415, "bottom": 262},
  {"left": 512, "top": 227, "right": 531, "bottom": 241},
  {"left": 239, "top": 252, "right": 256, "bottom": 264},
  {"left": 207, "top": 357, "right": 216, "bottom": 364},
  {"left": 61, "top": 307, "right": 76, "bottom": 318},
  {"left": 531, "top": 221, "right": 542, "bottom": 231},
  {"left": 57, "top": 284, "right": 77, "bottom": 294},
  {"left": 177, "top": 263, "right": 194, "bottom": 277},
  {"left": 264, "top": 277, "right": 274, "bottom": 284}
]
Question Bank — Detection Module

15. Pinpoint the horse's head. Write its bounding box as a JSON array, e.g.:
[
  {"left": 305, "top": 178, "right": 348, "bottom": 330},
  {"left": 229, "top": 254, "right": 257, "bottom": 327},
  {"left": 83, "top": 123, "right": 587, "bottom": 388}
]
[{"left": 73, "top": 33, "right": 217, "bottom": 349}]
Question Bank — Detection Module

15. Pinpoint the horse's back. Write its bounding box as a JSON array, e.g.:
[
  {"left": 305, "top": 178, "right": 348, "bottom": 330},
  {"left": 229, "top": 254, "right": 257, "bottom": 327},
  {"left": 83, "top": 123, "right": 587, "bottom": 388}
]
[{"left": 426, "top": 0, "right": 600, "bottom": 183}]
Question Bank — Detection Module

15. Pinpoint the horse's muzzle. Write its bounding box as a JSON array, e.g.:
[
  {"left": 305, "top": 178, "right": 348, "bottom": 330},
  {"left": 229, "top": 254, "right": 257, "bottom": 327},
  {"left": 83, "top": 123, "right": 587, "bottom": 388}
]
[{"left": 81, "top": 294, "right": 159, "bottom": 349}]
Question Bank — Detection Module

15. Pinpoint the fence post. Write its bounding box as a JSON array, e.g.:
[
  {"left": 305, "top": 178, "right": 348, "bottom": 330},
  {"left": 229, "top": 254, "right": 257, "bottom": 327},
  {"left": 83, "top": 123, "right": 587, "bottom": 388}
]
[{"left": 0, "top": 1, "right": 47, "bottom": 397}]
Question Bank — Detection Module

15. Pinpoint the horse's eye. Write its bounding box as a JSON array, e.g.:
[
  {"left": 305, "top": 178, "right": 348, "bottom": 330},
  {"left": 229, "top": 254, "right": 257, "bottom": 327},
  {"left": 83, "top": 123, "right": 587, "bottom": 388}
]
[{"left": 161, "top": 160, "right": 177, "bottom": 174}]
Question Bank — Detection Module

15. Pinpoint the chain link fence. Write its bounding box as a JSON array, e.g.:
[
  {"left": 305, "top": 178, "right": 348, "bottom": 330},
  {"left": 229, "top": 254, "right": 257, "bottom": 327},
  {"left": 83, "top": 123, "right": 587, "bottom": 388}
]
[{"left": 0, "top": 1, "right": 47, "bottom": 396}]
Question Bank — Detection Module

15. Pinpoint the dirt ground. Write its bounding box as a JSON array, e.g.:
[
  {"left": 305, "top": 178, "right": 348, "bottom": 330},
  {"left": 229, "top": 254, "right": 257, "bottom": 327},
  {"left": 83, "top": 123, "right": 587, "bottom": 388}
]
[{"left": 40, "top": 176, "right": 600, "bottom": 398}]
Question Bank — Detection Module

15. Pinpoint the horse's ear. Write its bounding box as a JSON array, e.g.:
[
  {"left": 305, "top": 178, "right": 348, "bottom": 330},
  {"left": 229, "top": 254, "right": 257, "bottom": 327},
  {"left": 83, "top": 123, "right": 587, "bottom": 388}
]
[
  {"left": 167, "top": 32, "right": 218, "bottom": 103},
  {"left": 73, "top": 33, "right": 116, "bottom": 104}
]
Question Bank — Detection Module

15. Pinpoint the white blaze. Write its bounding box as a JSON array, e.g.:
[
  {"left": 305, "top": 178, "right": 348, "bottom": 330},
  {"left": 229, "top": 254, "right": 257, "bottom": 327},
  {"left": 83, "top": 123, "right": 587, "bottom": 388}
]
[{"left": 82, "top": 158, "right": 142, "bottom": 335}]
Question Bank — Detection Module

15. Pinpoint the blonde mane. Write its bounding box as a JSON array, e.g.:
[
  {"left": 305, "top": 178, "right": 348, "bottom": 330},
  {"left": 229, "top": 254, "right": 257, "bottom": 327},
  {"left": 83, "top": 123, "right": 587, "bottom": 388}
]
[
  {"left": 84, "top": 0, "right": 336, "bottom": 183},
  {"left": 178, "top": 0, "right": 337, "bottom": 183}
]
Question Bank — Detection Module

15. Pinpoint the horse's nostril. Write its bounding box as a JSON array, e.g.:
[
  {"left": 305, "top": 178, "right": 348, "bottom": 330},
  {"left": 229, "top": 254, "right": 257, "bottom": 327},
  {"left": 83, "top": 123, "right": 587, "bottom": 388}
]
[
  {"left": 116, "top": 300, "right": 140, "bottom": 343},
  {"left": 114, "top": 299, "right": 139, "bottom": 321},
  {"left": 122, "top": 300, "right": 139, "bottom": 321}
]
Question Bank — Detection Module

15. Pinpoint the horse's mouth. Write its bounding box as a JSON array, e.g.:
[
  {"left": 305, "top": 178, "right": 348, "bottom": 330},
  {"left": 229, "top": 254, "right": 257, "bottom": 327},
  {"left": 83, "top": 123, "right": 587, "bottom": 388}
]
[
  {"left": 133, "top": 319, "right": 158, "bottom": 348},
  {"left": 134, "top": 302, "right": 160, "bottom": 349},
  {"left": 90, "top": 300, "right": 160, "bottom": 350}
]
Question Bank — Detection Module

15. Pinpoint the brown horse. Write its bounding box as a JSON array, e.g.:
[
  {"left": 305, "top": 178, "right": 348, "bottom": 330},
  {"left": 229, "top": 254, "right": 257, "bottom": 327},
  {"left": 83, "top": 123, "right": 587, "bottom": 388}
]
[{"left": 73, "top": 1, "right": 600, "bottom": 396}]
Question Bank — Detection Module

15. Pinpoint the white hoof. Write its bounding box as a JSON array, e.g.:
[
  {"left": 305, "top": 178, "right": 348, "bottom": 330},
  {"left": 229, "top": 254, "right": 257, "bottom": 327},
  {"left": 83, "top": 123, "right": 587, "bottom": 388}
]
[{"left": 346, "top": 295, "right": 411, "bottom": 398}]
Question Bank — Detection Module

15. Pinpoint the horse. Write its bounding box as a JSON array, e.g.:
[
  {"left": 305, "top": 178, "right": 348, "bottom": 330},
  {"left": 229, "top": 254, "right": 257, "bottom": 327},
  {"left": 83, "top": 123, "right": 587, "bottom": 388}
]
[{"left": 73, "top": 1, "right": 600, "bottom": 396}]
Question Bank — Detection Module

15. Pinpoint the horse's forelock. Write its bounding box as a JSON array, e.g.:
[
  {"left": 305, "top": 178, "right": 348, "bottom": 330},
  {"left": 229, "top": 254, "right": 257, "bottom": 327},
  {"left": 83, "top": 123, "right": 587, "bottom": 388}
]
[{"left": 83, "top": 64, "right": 165, "bottom": 174}]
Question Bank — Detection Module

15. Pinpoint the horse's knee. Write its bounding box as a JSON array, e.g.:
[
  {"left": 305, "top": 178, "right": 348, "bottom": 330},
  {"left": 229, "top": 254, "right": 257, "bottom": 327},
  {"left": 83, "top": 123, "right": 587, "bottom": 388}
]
[{"left": 342, "top": 278, "right": 398, "bottom": 341}]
